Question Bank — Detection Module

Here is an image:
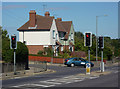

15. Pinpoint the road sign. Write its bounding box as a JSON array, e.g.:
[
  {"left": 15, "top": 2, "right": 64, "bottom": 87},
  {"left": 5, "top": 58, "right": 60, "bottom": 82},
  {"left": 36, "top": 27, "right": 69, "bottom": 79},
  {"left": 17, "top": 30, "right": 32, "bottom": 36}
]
[{"left": 86, "top": 63, "right": 90, "bottom": 74}]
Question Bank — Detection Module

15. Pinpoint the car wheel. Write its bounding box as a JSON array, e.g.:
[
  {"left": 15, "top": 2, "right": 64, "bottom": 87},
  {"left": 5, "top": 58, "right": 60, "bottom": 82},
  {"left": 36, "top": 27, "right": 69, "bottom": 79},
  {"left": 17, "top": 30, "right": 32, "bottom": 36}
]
[{"left": 71, "top": 63, "right": 75, "bottom": 67}]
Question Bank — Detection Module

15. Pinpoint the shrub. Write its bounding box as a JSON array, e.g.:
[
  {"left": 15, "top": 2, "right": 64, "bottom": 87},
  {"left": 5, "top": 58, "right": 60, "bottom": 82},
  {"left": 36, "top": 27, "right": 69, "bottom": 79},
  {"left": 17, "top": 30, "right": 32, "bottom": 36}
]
[
  {"left": 16, "top": 42, "right": 29, "bottom": 64},
  {"left": 44, "top": 47, "right": 53, "bottom": 56},
  {"left": 37, "top": 50, "right": 44, "bottom": 56}
]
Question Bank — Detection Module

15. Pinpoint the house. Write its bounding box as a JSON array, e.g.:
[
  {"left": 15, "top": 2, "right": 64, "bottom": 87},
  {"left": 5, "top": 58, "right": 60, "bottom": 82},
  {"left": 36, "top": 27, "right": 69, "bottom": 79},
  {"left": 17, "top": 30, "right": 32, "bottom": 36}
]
[{"left": 17, "top": 10, "right": 75, "bottom": 56}]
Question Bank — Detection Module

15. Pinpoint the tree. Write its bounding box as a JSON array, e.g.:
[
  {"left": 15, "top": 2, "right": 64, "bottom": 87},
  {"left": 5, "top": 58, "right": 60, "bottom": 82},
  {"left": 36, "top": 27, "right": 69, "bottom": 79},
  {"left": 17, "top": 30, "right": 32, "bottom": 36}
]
[
  {"left": 2, "top": 27, "right": 29, "bottom": 69},
  {"left": 74, "top": 31, "right": 114, "bottom": 60}
]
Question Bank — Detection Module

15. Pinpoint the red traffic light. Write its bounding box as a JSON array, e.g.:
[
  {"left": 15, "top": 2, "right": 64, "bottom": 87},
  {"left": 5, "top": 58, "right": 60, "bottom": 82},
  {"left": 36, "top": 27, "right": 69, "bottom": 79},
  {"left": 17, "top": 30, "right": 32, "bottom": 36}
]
[
  {"left": 12, "top": 38, "right": 14, "bottom": 40},
  {"left": 86, "top": 34, "right": 89, "bottom": 37}
]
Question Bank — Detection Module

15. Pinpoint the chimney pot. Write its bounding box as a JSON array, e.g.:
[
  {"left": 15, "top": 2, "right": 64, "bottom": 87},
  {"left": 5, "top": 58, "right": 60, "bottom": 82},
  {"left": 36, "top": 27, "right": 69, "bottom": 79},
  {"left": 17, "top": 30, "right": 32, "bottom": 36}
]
[
  {"left": 45, "top": 11, "right": 50, "bottom": 16},
  {"left": 57, "top": 18, "right": 62, "bottom": 21}
]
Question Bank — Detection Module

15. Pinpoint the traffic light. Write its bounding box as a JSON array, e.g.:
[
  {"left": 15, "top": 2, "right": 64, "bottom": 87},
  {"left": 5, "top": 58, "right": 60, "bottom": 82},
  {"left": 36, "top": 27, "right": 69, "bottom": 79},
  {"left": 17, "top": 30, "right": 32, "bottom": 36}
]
[
  {"left": 84, "top": 32, "right": 92, "bottom": 47},
  {"left": 98, "top": 36, "right": 104, "bottom": 49},
  {"left": 11, "top": 35, "right": 16, "bottom": 49}
]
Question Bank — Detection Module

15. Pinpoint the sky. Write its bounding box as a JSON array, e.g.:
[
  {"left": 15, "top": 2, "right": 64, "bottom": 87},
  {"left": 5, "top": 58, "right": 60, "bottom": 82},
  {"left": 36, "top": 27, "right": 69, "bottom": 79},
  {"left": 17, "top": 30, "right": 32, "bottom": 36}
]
[{"left": 1, "top": 2, "right": 119, "bottom": 40}]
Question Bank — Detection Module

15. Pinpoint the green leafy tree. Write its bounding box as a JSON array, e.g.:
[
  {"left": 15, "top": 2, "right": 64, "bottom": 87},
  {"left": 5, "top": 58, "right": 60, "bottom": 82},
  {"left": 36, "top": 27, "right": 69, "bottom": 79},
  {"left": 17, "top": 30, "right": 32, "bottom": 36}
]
[
  {"left": 2, "top": 28, "right": 29, "bottom": 69},
  {"left": 74, "top": 31, "right": 114, "bottom": 60}
]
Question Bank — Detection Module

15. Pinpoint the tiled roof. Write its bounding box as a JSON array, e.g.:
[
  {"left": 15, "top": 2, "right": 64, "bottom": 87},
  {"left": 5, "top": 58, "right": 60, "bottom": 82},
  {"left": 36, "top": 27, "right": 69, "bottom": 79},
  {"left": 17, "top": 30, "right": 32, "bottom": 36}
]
[
  {"left": 55, "top": 20, "right": 66, "bottom": 32},
  {"left": 17, "top": 11, "right": 73, "bottom": 40},
  {"left": 60, "top": 21, "right": 72, "bottom": 39},
  {"left": 17, "top": 15, "right": 54, "bottom": 31}
]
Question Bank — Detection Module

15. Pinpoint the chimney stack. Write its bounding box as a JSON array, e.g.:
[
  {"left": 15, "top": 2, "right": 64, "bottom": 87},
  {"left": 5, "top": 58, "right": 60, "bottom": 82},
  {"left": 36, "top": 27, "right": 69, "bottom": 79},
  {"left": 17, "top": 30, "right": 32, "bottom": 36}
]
[
  {"left": 57, "top": 18, "right": 62, "bottom": 21},
  {"left": 29, "top": 10, "right": 36, "bottom": 27},
  {"left": 45, "top": 11, "right": 50, "bottom": 17}
]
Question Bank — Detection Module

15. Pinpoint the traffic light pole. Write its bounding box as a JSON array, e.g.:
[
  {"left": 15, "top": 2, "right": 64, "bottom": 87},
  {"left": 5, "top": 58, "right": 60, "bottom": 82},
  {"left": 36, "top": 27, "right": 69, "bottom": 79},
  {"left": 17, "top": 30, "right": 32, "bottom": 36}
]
[
  {"left": 101, "top": 48, "right": 104, "bottom": 72},
  {"left": 14, "top": 49, "right": 16, "bottom": 75},
  {"left": 88, "top": 47, "right": 90, "bottom": 63}
]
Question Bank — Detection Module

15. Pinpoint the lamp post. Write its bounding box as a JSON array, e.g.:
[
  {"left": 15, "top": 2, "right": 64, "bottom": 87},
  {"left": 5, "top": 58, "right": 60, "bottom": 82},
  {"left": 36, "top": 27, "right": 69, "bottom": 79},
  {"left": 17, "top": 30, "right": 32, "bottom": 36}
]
[{"left": 96, "top": 15, "right": 107, "bottom": 61}]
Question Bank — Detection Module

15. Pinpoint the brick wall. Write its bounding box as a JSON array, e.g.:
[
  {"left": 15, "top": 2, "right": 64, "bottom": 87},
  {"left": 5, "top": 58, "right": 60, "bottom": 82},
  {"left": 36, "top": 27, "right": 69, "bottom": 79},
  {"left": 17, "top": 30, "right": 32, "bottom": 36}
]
[
  {"left": 29, "top": 56, "right": 65, "bottom": 64},
  {"left": 27, "top": 45, "right": 44, "bottom": 54}
]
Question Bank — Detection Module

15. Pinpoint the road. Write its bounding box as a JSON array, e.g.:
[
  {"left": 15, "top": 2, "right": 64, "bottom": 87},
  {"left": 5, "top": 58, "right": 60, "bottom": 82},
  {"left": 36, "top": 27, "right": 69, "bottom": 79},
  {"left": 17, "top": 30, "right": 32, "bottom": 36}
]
[{"left": 2, "top": 64, "right": 119, "bottom": 89}]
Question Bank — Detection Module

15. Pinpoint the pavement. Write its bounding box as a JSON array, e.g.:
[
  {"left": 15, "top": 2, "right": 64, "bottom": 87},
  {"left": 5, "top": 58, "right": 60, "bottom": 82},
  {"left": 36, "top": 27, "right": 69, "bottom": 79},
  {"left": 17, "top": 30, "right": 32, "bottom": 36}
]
[{"left": 1, "top": 67, "right": 55, "bottom": 80}]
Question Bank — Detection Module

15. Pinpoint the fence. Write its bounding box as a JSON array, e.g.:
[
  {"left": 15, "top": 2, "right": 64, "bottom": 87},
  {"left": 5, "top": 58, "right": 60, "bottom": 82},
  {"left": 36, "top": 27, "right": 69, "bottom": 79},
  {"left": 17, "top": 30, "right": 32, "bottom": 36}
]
[
  {"left": 32, "top": 61, "right": 47, "bottom": 73},
  {"left": 2, "top": 63, "right": 25, "bottom": 73}
]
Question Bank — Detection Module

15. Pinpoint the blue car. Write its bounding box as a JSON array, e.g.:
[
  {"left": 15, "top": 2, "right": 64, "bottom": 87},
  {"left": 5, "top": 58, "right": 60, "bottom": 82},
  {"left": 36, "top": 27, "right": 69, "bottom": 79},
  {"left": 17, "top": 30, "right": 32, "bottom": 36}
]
[{"left": 64, "top": 57, "right": 94, "bottom": 68}]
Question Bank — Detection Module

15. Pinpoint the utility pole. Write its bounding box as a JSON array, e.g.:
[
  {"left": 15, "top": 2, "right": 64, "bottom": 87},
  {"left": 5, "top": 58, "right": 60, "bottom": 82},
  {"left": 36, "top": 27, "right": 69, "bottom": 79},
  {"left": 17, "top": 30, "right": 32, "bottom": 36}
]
[
  {"left": 96, "top": 15, "right": 108, "bottom": 61},
  {"left": 96, "top": 16, "right": 98, "bottom": 61}
]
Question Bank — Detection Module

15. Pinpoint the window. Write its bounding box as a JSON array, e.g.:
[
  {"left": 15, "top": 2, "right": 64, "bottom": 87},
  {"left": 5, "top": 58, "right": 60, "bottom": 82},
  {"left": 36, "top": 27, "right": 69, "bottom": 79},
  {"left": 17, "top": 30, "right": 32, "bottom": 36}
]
[
  {"left": 56, "top": 34, "right": 57, "bottom": 40},
  {"left": 59, "top": 32, "right": 61, "bottom": 37},
  {"left": 72, "top": 47, "right": 73, "bottom": 51},
  {"left": 61, "top": 46, "right": 63, "bottom": 51},
  {"left": 73, "top": 58, "right": 78, "bottom": 61},
  {"left": 71, "top": 33, "right": 73, "bottom": 41},
  {"left": 53, "top": 30, "right": 55, "bottom": 39},
  {"left": 69, "top": 35, "right": 71, "bottom": 41}
]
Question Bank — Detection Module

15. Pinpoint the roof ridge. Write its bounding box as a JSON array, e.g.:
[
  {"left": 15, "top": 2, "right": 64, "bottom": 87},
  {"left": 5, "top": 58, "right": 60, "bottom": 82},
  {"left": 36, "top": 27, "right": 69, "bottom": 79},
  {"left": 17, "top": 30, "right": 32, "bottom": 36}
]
[
  {"left": 61, "top": 21, "right": 72, "bottom": 23},
  {"left": 36, "top": 14, "right": 54, "bottom": 19}
]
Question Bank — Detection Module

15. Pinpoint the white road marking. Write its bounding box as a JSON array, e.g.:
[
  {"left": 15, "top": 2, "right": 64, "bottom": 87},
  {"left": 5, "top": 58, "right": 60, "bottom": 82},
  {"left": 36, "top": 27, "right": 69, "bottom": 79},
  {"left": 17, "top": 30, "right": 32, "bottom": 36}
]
[
  {"left": 12, "top": 84, "right": 29, "bottom": 87},
  {"left": 11, "top": 74, "right": 99, "bottom": 88},
  {"left": 40, "top": 81, "right": 62, "bottom": 85},
  {"left": 30, "top": 84, "right": 53, "bottom": 87},
  {"left": 89, "top": 76, "right": 99, "bottom": 79},
  {"left": 14, "top": 77, "right": 21, "bottom": 79},
  {"left": 114, "top": 71, "right": 118, "bottom": 73},
  {"left": 74, "top": 79, "right": 84, "bottom": 82}
]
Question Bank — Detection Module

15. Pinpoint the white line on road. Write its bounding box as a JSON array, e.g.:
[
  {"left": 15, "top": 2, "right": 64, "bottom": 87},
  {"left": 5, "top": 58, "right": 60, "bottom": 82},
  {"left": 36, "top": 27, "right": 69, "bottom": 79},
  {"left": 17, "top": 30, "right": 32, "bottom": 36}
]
[
  {"left": 12, "top": 84, "right": 29, "bottom": 87},
  {"left": 89, "top": 76, "right": 99, "bottom": 79},
  {"left": 114, "top": 71, "right": 118, "bottom": 73},
  {"left": 30, "top": 84, "right": 53, "bottom": 87},
  {"left": 40, "top": 81, "right": 62, "bottom": 85}
]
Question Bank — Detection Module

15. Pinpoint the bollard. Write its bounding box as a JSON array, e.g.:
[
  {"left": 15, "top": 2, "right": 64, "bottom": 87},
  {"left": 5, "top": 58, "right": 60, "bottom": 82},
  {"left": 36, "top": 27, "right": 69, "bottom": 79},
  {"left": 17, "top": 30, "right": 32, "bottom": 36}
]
[{"left": 86, "top": 63, "right": 90, "bottom": 75}]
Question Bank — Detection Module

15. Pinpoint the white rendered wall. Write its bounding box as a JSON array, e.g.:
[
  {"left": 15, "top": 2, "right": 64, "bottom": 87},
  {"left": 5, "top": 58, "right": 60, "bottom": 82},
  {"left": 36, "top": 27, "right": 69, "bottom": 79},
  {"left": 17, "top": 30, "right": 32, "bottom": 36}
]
[
  {"left": 19, "top": 31, "right": 23, "bottom": 42},
  {"left": 19, "top": 31, "right": 50, "bottom": 45},
  {"left": 50, "top": 19, "right": 59, "bottom": 45},
  {"left": 19, "top": 19, "right": 60, "bottom": 46}
]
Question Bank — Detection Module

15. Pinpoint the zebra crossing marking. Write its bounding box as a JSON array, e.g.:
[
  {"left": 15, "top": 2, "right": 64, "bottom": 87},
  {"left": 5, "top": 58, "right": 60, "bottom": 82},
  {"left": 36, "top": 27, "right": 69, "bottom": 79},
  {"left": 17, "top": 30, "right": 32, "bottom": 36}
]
[{"left": 11, "top": 74, "right": 99, "bottom": 88}]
